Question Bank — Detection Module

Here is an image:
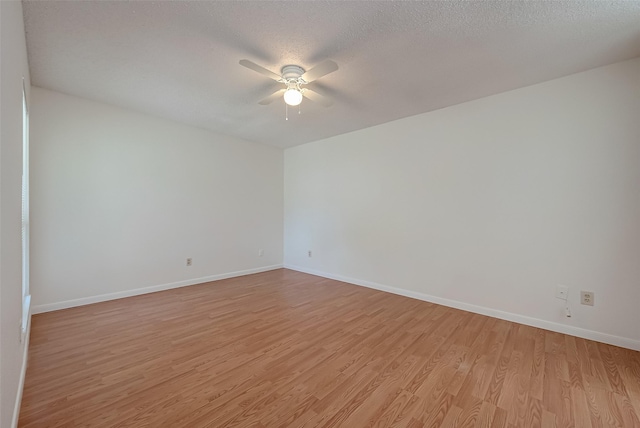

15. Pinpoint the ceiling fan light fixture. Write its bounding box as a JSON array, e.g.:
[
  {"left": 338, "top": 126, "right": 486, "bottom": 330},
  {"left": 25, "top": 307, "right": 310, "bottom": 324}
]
[
  {"left": 240, "top": 59, "right": 337, "bottom": 108},
  {"left": 283, "top": 88, "right": 303, "bottom": 106}
]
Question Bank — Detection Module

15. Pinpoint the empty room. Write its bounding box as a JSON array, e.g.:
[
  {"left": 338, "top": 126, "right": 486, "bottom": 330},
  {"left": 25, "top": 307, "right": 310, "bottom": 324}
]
[{"left": 2, "top": 1, "right": 640, "bottom": 427}]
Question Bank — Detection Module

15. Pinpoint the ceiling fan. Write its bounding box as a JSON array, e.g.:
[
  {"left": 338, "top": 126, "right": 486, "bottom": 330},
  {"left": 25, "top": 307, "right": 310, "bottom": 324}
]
[{"left": 239, "top": 59, "right": 338, "bottom": 107}]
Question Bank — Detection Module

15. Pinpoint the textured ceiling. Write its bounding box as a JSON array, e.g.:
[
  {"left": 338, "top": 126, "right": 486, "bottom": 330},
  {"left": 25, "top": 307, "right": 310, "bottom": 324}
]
[{"left": 23, "top": 1, "right": 640, "bottom": 149}]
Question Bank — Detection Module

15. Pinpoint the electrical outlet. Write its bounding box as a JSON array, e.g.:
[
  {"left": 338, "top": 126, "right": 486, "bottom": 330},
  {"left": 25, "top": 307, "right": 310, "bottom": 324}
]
[
  {"left": 308, "top": 250, "right": 312, "bottom": 257},
  {"left": 556, "top": 285, "right": 568, "bottom": 300},
  {"left": 186, "top": 258, "right": 192, "bottom": 266},
  {"left": 258, "top": 249, "right": 264, "bottom": 257},
  {"left": 580, "top": 291, "right": 594, "bottom": 306}
]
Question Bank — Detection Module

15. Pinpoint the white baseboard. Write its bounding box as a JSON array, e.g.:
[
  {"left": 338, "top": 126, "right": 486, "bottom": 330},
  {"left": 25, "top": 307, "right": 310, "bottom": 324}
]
[
  {"left": 32, "top": 265, "right": 283, "bottom": 314},
  {"left": 12, "top": 315, "right": 31, "bottom": 428},
  {"left": 284, "top": 264, "right": 640, "bottom": 351}
]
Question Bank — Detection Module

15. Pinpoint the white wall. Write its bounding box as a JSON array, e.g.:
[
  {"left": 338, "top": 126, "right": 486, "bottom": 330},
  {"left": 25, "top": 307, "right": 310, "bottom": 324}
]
[
  {"left": 30, "top": 87, "right": 283, "bottom": 311},
  {"left": 284, "top": 57, "right": 640, "bottom": 350},
  {"left": 1, "top": 1, "right": 32, "bottom": 426}
]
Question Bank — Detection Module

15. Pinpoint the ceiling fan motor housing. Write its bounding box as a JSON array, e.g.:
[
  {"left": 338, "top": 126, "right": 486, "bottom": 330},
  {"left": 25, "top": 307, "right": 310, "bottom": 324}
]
[{"left": 281, "top": 65, "right": 305, "bottom": 81}]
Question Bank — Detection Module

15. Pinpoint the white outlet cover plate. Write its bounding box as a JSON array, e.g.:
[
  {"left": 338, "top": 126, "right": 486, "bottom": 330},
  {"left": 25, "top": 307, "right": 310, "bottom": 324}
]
[{"left": 580, "top": 291, "right": 595, "bottom": 306}]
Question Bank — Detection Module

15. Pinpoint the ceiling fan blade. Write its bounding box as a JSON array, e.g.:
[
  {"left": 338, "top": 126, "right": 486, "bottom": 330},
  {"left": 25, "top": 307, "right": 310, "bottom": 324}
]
[
  {"left": 258, "top": 88, "right": 286, "bottom": 105},
  {"left": 302, "top": 88, "right": 333, "bottom": 107},
  {"left": 239, "top": 59, "right": 282, "bottom": 81},
  {"left": 301, "top": 60, "right": 338, "bottom": 83}
]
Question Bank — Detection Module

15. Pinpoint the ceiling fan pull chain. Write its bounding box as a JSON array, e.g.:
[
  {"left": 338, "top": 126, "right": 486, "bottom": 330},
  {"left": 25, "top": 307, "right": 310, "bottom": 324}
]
[
  {"left": 285, "top": 103, "right": 288, "bottom": 121},
  {"left": 298, "top": 104, "right": 301, "bottom": 115}
]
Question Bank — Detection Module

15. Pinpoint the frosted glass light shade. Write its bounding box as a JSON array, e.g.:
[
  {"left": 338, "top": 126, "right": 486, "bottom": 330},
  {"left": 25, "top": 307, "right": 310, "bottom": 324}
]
[{"left": 284, "top": 89, "right": 303, "bottom": 106}]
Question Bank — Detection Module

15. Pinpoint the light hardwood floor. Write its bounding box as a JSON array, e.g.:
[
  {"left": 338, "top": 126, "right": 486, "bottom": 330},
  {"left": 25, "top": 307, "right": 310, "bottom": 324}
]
[{"left": 20, "top": 269, "right": 640, "bottom": 427}]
